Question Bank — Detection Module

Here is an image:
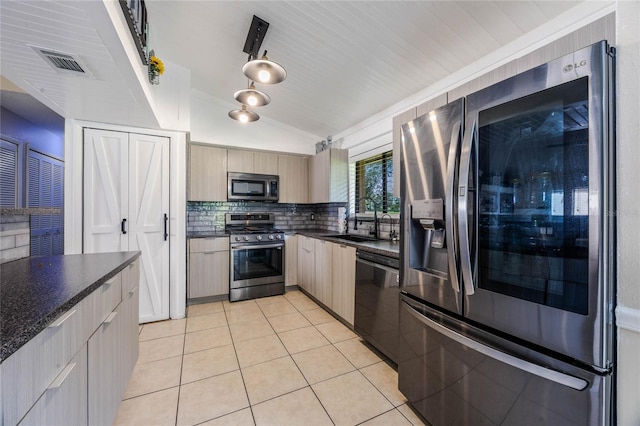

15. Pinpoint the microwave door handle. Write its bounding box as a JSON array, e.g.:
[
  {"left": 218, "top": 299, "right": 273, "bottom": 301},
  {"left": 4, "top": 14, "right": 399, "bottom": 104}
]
[
  {"left": 458, "top": 118, "right": 476, "bottom": 295},
  {"left": 446, "top": 121, "right": 461, "bottom": 293}
]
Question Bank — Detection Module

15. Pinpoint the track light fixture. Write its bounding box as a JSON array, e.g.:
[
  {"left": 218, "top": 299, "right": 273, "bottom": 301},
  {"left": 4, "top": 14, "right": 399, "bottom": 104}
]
[
  {"left": 242, "top": 50, "right": 287, "bottom": 85},
  {"left": 228, "top": 104, "right": 259, "bottom": 123},
  {"left": 229, "top": 15, "right": 286, "bottom": 123},
  {"left": 234, "top": 81, "right": 271, "bottom": 107}
]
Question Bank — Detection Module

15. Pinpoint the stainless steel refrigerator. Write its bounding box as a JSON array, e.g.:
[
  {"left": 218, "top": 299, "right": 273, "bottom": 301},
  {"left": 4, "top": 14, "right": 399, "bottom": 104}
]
[{"left": 398, "top": 41, "right": 615, "bottom": 425}]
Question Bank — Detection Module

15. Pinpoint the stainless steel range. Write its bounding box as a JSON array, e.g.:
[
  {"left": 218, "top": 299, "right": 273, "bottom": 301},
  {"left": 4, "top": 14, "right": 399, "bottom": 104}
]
[{"left": 226, "top": 213, "right": 285, "bottom": 302}]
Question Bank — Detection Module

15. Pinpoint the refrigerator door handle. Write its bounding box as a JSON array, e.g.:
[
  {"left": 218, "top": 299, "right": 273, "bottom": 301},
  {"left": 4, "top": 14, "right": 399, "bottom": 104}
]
[
  {"left": 458, "top": 118, "right": 476, "bottom": 295},
  {"left": 402, "top": 299, "right": 589, "bottom": 391},
  {"left": 446, "top": 121, "right": 462, "bottom": 293}
]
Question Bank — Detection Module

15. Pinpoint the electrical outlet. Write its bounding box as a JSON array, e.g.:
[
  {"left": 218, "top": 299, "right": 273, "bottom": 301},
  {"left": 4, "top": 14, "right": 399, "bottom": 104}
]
[{"left": 310, "top": 213, "right": 315, "bottom": 221}]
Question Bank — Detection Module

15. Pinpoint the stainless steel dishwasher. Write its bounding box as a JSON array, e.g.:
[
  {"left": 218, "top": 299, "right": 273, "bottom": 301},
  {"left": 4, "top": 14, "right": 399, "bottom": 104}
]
[{"left": 354, "top": 250, "right": 400, "bottom": 364}]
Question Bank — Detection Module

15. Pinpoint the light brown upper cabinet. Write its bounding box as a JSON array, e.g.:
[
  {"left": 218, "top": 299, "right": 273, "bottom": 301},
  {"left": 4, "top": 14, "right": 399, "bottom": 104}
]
[
  {"left": 278, "top": 154, "right": 309, "bottom": 204},
  {"left": 309, "top": 148, "right": 348, "bottom": 203},
  {"left": 227, "top": 149, "right": 278, "bottom": 175},
  {"left": 189, "top": 144, "right": 227, "bottom": 201}
]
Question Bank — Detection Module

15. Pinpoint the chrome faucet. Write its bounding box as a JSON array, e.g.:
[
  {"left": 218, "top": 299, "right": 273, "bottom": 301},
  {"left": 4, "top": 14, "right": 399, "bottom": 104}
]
[{"left": 359, "top": 197, "right": 379, "bottom": 239}]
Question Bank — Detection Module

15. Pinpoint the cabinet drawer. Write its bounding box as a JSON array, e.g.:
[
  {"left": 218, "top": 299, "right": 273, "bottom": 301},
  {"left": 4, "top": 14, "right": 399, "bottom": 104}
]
[
  {"left": 121, "top": 260, "right": 140, "bottom": 300},
  {"left": 1, "top": 297, "right": 88, "bottom": 426},
  {"left": 19, "top": 344, "right": 88, "bottom": 426},
  {"left": 190, "top": 237, "right": 229, "bottom": 253},
  {"left": 89, "top": 302, "right": 126, "bottom": 426},
  {"left": 88, "top": 273, "right": 122, "bottom": 333}
]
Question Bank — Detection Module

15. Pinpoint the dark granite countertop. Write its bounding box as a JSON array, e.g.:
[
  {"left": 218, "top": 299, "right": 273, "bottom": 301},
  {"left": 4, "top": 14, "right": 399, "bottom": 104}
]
[
  {"left": 295, "top": 229, "right": 400, "bottom": 259},
  {"left": 0, "top": 207, "right": 63, "bottom": 215},
  {"left": 0, "top": 251, "right": 140, "bottom": 362},
  {"left": 187, "top": 231, "right": 228, "bottom": 238}
]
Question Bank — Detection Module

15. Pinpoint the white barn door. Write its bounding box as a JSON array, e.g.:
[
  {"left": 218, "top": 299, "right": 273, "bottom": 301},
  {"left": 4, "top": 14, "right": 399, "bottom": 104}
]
[
  {"left": 83, "top": 128, "right": 170, "bottom": 323},
  {"left": 128, "top": 133, "right": 170, "bottom": 323}
]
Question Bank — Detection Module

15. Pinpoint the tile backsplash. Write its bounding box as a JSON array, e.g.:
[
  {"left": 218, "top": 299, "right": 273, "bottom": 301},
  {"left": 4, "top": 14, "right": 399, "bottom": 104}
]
[{"left": 187, "top": 201, "right": 348, "bottom": 233}]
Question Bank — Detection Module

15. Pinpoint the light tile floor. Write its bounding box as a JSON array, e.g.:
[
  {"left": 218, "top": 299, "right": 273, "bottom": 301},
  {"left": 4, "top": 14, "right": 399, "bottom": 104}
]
[{"left": 114, "top": 290, "right": 426, "bottom": 426}]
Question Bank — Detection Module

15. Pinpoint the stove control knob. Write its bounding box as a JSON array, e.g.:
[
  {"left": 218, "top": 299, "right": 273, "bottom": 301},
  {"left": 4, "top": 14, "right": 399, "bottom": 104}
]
[
  {"left": 276, "top": 234, "right": 283, "bottom": 240},
  {"left": 243, "top": 236, "right": 250, "bottom": 242},
  {"left": 256, "top": 235, "right": 263, "bottom": 241},
  {"left": 268, "top": 234, "right": 274, "bottom": 240},
  {"left": 235, "top": 236, "right": 241, "bottom": 242}
]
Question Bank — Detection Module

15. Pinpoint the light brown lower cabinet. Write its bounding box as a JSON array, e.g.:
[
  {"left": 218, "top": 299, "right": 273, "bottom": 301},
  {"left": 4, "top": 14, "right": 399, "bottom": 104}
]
[
  {"left": 19, "top": 345, "right": 88, "bottom": 426},
  {"left": 295, "top": 236, "right": 356, "bottom": 326},
  {"left": 188, "top": 237, "right": 230, "bottom": 299},
  {"left": 2, "top": 259, "right": 140, "bottom": 426},
  {"left": 331, "top": 243, "right": 356, "bottom": 325}
]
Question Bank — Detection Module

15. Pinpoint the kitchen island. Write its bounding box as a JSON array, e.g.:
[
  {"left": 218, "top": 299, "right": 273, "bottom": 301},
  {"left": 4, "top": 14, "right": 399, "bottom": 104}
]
[{"left": 1, "top": 251, "right": 140, "bottom": 426}]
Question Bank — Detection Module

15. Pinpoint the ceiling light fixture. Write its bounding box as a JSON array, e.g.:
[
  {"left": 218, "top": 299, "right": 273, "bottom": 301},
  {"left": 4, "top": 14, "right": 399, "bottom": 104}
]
[
  {"left": 234, "top": 81, "right": 271, "bottom": 107},
  {"left": 229, "top": 15, "right": 286, "bottom": 123},
  {"left": 242, "top": 50, "right": 287, "bottom": 85},
  {"left": 228, "top": 104, "right": 259, "bottom": 123}
]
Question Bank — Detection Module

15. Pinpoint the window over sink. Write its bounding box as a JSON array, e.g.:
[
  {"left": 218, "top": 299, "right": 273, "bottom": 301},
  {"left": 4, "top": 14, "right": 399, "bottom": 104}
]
[{"left": 354, "top": 150, "right": 400, "bottom": 214}]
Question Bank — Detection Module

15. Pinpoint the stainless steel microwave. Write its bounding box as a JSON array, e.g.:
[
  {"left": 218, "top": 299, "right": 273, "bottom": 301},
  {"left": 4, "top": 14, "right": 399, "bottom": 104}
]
[{"left": 227, "top": 172, "right": 279, "bottom": 202}]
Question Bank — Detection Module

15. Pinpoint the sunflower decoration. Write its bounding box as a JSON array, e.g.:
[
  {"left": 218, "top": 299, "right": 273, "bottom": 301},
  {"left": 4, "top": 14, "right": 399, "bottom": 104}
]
[{"left": 150, "top": 56, "right": 165, "bottom": 75}]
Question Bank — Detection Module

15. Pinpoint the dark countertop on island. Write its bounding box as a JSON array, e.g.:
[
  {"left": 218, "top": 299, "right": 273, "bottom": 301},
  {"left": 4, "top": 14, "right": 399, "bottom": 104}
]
[{"left": 0, "top": 251, "right": 140, "bottom": 362}]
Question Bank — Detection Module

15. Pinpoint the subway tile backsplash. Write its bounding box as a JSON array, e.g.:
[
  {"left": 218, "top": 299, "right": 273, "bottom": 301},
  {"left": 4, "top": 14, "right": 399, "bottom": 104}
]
[{"left": 187, "top": 202, "right": 348, "bottom": 233}]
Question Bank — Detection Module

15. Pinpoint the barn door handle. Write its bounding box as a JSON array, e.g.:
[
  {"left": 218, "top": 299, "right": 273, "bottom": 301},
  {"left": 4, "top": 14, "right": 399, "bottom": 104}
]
[
  {"left": 121, "top": 218, "right": 127, "bottom": 234},
  {"left": 164, "top": 214, "right": 168, "bottom": 241}
]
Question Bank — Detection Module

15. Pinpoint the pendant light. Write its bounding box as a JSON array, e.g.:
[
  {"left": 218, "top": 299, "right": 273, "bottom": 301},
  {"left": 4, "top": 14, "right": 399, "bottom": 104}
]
[
  {"left": 228, "top": 104, "right": 259, "bottom": 123},
  {"left": 234, "top": 81, "right": 271, "bottom": 107},
  {"left": 242, "top": 50, "right": 287, "bottom": 85}
]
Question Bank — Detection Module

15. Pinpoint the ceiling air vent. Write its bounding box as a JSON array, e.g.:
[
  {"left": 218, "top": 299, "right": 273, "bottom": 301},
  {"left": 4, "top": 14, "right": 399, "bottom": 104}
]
[{"left": 30, "top": 46, "right": 93, "bottom": 77}]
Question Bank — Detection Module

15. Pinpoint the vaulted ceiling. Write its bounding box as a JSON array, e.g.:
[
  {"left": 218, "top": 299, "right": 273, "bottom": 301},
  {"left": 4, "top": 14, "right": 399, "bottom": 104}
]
[{"left": 1, "top": 1, "right": 594, "bottom": 140}]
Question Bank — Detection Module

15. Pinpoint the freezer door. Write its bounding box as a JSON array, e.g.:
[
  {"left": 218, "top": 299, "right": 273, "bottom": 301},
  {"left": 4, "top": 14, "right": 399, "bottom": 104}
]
[
  {"left": 398, "top": 295, "right": 611, "bottom": 426},
  {"left": 400, "top": 98, "right": 464, "bottom": 315},
  {"left": 460, "top": 41, "right": 615, "bottom": 369}
]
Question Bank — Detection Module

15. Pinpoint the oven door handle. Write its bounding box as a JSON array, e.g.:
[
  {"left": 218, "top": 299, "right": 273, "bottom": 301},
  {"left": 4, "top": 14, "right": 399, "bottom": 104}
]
[{"left": 231, "top": 243, "right": 284, "bottom": 250}]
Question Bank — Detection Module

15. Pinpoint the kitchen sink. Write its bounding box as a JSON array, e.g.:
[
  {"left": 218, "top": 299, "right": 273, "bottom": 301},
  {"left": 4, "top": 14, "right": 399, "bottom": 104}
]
[{"left": 328, "top": 234, "right": 378, "bottom": 243}]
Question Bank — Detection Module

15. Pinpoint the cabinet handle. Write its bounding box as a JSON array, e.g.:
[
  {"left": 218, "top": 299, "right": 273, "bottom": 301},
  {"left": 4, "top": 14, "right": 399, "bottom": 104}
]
[
  {"left": 129, "top": 286, "right": 138, "bottom": 296},
  {"left": 164, "top": 213, "right": 168, "bottom": 241},
  {"left": 103, "top": 311, "right": 118, "bottom": 324},
  {"left": 48, "top": 363, "right": 76, "bottom": 390},
  {"left": 121, "top": 218, "right": 127, "bottom": 234},
  {"left": 48, "top": 309, "right": 76, "bottom": 328}
]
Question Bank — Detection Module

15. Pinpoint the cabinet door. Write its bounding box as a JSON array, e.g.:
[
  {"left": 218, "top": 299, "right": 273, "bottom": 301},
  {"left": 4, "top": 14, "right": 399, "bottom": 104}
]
[
  {"left": 253, "top": 152, "right": 279, "bottom": 175},
  {"left": 88, "top": 302, "right": 125, "bottom": 426},
  {"left": 189, "top": 144, "right": 227, "bottom": 201},
  {"left": 19, "top": 345, "right": 88, "bottom": 426},
  {"left": 297, "top": 236, "right": 314, "bottom": 293},
  {"left": 285, "top": 234, "right": 298, "bottom": 285},
  {"left": 227, "top": 149, "right": 254, "bottom": 173},
  {"left": 313, "top": 239, "right": 333, "bottom": 307},
  {"left": 279, "top": 155, "right": 309, "bottom": 203},
  {"left": 83, "top": 128, "right": 128, "bottom": 253},
  {"left": 310, "top": 150, "right": 330, "bottom": 203},
  {"left": 120, "top": 260, "right": 140, "bottom": 392},
  {"left": 128, "top": 133, "right": 170, "bottom": 323},
  {"left": 189, "top": 251, "right": 230, "bottom": 298},
  {"left": 332, "top": 244, "right": 356, "bottom": 325}
]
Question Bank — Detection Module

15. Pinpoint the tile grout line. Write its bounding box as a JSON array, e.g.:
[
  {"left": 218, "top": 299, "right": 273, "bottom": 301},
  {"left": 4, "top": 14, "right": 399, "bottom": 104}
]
[
  {"left": 224, "top": 300, "right": 258, "bottom": 426},
  {"left": 173, "top": 318, "right": 187, "bottom": 426}
]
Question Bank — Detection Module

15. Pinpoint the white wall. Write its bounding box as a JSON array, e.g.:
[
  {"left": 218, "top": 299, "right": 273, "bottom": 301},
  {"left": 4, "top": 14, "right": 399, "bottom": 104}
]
[
  {"left": 615, "top": 0, "right": 640, "bottom": 423},
  {"left": 190, "top": 89, "right": 318, "bottom": 155},
  {"left": 64, "top": 119, "right": 187, "bottom": 320}
]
